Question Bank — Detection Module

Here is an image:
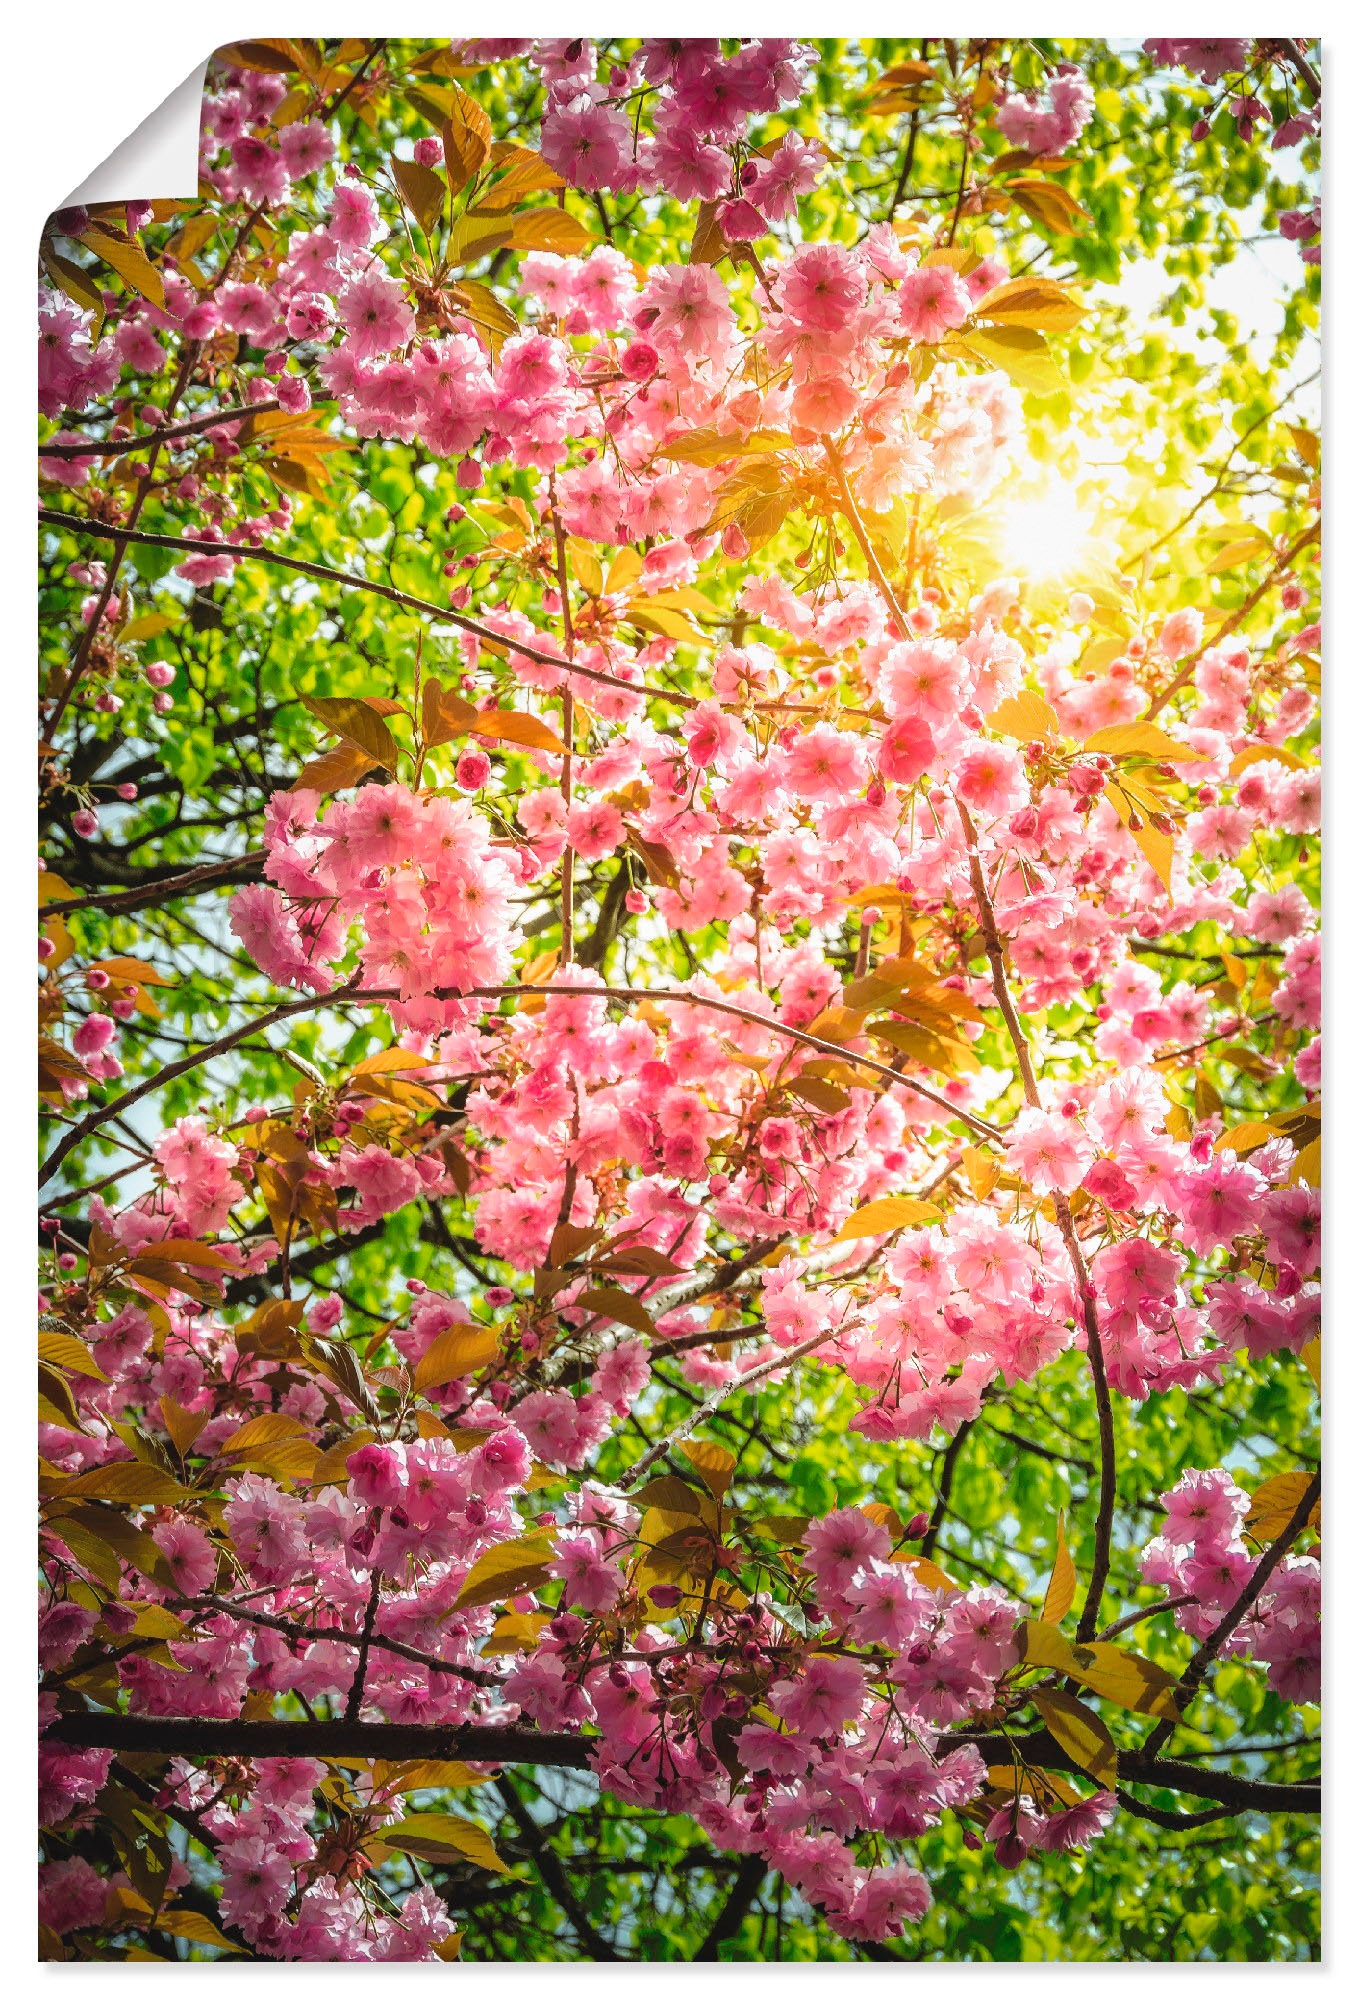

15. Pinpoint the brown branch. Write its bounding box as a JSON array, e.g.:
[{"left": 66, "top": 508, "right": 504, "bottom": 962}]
[
  {"left": 617, "top": 1327, "right": 835, "bottom": 1490},
  {"left": 493, "top": 1773, "right": 620, "bottom": 1960},
  {"left": 1278, "top": 38, "right": 1320, "bottom": 104},
  {"left": 174, "top": 1594, "right": 490, "bottom": 1684},
  {"left": 41, "top": 975, "right": 1007, "bottom": 1185},
  {"left": 920, "top": 1418, "right": 972, "bottom": 1558},
  {"left": 824, "top": 438, "right": 908, "bottom": 628},
  {"left": 41, "top": 851, "right": 264, "bottom": 918},
  {"left": 952, "top": 1727, "right": 1318, "bottom": 1815},
  {"left": 39, "top": 402, "right": 278, "bottom": 461},
  {"left": 955, "top": 797, "right": 1117, "bottom": 1639},
  {"left": 38, "top": 508, "right": 700, "bottom": 713},
  {"left": 693, "top": 1852, "right": 766, "bottom": 1960},
  {"left": 549, "top": 486, "right": 576, "bottom": 964},
  {"left": 45, "top": 1715, "right": 1318, "bottom": 1815},
  {"left": 47, "top": 1713, "right": 598, "bottom": 1768}
]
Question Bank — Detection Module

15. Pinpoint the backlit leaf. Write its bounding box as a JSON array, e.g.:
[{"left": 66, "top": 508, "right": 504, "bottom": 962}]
[
  {"left": 414, "top": 1324, "right": 500, "bottom": 1394},
  {"left": 1042, "top": 1508, "right": 1077, "bottom": 1624},
  {"left": 1031, "top": 1688, "right": 1119, "bottom": 1785},
  {"left": 453, "top": 1530, "right": 556, "bottom": 1609},
  {"left": 829, "top": 1195, "right": 942, "bottom": 1244},
  {"left": 378, "top": 1813, "right": 507, "bottom": 1872}
]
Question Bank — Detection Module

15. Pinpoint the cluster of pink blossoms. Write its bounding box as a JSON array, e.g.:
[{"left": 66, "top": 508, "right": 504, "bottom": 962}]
[
  {"left": 41, "top": 1238, "right": 1132, "bottom": 1954},
  {"left": 1142, "top": 1468, "right": 1319, "bottom": 1703},
  {"left": 1143, "top": 39, "right": 1320, "bottom": 258},
  {"left": 994, "top": 65, "right": 1095, "bottom": 155}
]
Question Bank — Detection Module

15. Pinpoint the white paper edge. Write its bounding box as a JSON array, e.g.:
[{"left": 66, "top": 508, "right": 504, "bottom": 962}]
[{"left": 64, "top": 57, "right": 209, "bottom": 207}]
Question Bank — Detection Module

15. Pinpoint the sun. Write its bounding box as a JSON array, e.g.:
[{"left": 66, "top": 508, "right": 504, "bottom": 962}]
[{"left": 999, "top": 481, "right": 1095, "bottom": 580}]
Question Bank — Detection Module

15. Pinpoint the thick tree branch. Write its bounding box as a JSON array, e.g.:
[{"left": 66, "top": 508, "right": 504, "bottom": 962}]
[
  {"left": 42, "top": 851, "right": 264, "bottom": 917},
  {"left": 693, "top": 1853, "right": 767, "bottom": 1960},
  {"left": 45, "top": 1715, "right": 1319, "bottom": 1816},
  {"left": 47, "top": 1714, "right": 598, "bottom": 1768},
  {"left": 39, "top": 401, "right": 279, "bottom": 461}
]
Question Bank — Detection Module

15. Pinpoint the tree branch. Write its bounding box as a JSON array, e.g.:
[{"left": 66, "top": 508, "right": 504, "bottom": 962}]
[
  {"left": 45, "top": 1715, "right": 1319, "bottom": 1816},
  {"left": 693, "top": 1853, "right": 766, "bottom": 1960},
  {"left": 39, "top": 401, "right": 279, "bottom": 461},
  {"left": 38, "top": 508, "right": 700, "bottom": 714},
  {"left": 41, "top": 977, "right": 1006, "bottom": 1185},
  {"left": 47, "top": 1714, "right": 598, "bottom": 1768},
  {"left": 493, "top": 1773, "right": 620, "bottom": 1960}
]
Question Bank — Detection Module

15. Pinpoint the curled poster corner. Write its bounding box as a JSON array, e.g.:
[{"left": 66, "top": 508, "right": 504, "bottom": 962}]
[{"left": 63, "top": 58, "right": 210, "bottom": 207}]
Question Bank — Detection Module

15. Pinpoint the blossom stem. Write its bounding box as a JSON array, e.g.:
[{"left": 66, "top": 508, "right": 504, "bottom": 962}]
[
  {"left": 617, "top": 1326, "right": 835, "bottom": 1491},
  {"left": 823, "top": 439, "right": 909, "bottom": 630}
]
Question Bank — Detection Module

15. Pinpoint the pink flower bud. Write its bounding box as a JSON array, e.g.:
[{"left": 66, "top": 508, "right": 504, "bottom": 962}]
[
  {"left": 413, "top": 136, "right": 443, "bottom": 167},
  {"left": 72, "top": 808, "right": 98, "bottom": 838},
  {"left": 620, "top": 340, "right": 659, "bottom": 381},
  {"left": 455, "top": 457, "right": 484, "bottom": 490},
  {"left": 455, "top": 749, "right": 492, "bottom": 791},
  {"left": 73, "top": 1013, "right": 116, "bottom": 1057}
]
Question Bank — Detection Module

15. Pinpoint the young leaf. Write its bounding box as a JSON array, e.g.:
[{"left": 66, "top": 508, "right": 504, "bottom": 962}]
[
  {"left": 453, "top": 1530, "right": 557, "bottom": 1609},
  {"left": 1042, "top": 1508, "right": 1077, "bottom": 1625},
  {"left": 378, "top": 1813, "right": 508, "bottom": 1872},
  {"left": 413, "top": 1324, "right": 500, "bottom": 1395},
  {"left": 1030, "top": 1688, "right": 1119, "bottom": 1785},
  {"left": 300, "top": 695, "right": 401, "bottom": 771},
  {"left": 393, "top": 157, "right": 447, "bottom": 238},
  {"left": 680, "top": 1439, "right": 737, "bottom": 1503},
  {"left": 829, "top": 1195, "right": 942, "bottom": 1245}
]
